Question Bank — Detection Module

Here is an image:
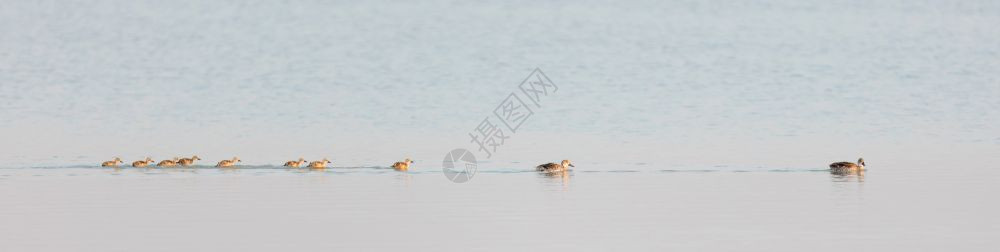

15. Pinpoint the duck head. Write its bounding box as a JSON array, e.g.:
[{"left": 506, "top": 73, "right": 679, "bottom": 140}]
[{"left": 561, "top": 160, "right": 575, "bottom": 168}]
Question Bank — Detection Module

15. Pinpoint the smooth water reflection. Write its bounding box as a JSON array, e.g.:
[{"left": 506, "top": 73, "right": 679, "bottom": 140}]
[
  {"left": 2, "top": 164, "right": 1000, "bottom": 251},
  {"left": 830, "top": 170, "right": 866, "bottom": 183},
  {"left": 537, "top": 170, "right": 573, "bottom": 191}
]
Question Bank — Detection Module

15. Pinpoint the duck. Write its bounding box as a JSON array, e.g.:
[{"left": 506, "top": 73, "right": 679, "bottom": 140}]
[
  {"left": 131, "top": 157, "right": 155, "bottom": 167},
  {"left": 177, "top": 155, "right": 201, "bottom": 166},
  {"left": 391, "top": 158, "right": 414, "bottom": 171},
  {"left": 101, "top": 157, "right": 124, "bottom": 167},
  {"left": 156, "top": 157, "right": 180, "bottom": 167},
  {"left": 830, "top": 158, "right": 865, "bottom": 171},
  {"left": 216, "top": 157, "right": 241, "bottom": 167},
  {"left": 307, "top": 158, "right": 331, "bottom": 168},
  {"left": 283, "top": 158, "right": 307, "bottom": 167},
  {"left": 536, "top": 160, "right": 574, "bottom": 172}
]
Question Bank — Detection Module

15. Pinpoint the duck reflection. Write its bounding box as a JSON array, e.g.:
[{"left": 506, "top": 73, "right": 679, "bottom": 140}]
[
  {"left": 830, "top": 169, "right": 865, "bottom": 183},
  {"left": 537, "top": 170, "right": 572, "bottom": 190}
]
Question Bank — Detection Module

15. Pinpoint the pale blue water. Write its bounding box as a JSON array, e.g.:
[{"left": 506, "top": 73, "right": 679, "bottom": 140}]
[{"left": 1, "top": 0, "right": 999, "bottom": 251}]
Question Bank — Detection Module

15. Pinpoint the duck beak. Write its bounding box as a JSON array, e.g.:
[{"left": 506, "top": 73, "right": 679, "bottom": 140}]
[{"left": 569, "top": 164, "right": 575, "bottom": 167}]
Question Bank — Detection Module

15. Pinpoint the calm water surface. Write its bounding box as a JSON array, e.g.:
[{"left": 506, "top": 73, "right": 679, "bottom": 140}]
[
  {"left": 1, "top": 0, "right": 999, "bottom": 251},
  {"left": 2, "top": 162, "right": 998, "bottom": 251}
]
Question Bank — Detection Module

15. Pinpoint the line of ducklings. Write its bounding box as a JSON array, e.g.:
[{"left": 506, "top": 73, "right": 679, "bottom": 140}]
[
  {"left": 102, "top": 156, "right": 218, "bottom": 167},
  {"left": 101, "top": 156, "right": 415, "bottom": 171},
  {"left": 104, "top": 157, "right": 865, "bottom": 173}
]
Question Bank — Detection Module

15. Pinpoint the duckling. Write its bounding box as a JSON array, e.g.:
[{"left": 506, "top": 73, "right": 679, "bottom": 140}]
[
  {"left": 307, "top": 158, "right": 331, "bottom": 168},
  {"left": 101, "top": 157, "right": 124, "bottom": 167},
  {"left": 157, "top": 157, "right": 180, "bottom": 167},
  {"left": 536, "top": 159, "right": 574, "bottom": 172},
  {"left": 132, "top": 157, "right": 155, "bottom": 167},
  {"left": 830, "top": 158, "right": 866, "bottom": 171},
  {"left": 391, "top": 158, "right": 414, "bottom": 171},
  {"left": 177, "top": 155, "right": 201, "bottom": 166},
  {"left": 216, "top": 157, "right": 241, "bottom": 167},
  {"left": 283, "top": 158, "right": 307, "bottom": 167}
]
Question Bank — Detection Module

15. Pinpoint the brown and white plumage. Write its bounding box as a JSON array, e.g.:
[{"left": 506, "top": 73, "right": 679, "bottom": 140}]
[
  {"left": 132, "top": 157, "right": 155, "bottom": 167},
  {"left": 101, "top": 157, "right": 123, "bottom": 167},
  {"left": 307, "top": 158, "right": 331, "bottom": 168},
  {"left": 216, "top": 157, "right": 241, "bottom": 167},
  {"left": 157, "top": 157, "right": 180, "bottom": 167},
  {"left": 830, "top": 158, "right": 865, "bottom": 171},
  {"left": 177, "top": 155, "right": 201, "bottom": 166},
  {"left": 391, "top": 158, "right": 414, "bottom": 171},
  {"left": 283, "top": 158, "right": 307, "bottom": 167},
  {"left": 536, "top": 160, "right": 574, "bottom": 172}
]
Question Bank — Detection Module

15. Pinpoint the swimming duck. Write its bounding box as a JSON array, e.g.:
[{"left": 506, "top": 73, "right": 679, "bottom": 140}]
[
  {"left": 157, "top": 157, "right": 180, "bottom": 167},
  {"left": 536, "top": 160, "right": 574, "bottom": 172},
  {"left": 177, "top": 155, "right": 201, "bottom": 166},
  {"left": 830, "top": 158, "right": 865, "bottom": 171},
  {"left": 132, "top": 157, "right": 155, "bottom": 167},
  {"left": 391, "top": 158, "right": 414, "bottom": 171},
  {"left": 307, "top": 158, "right": 331, "bottom": 168},
  {"left": 101, "top": 157, "right": 124, "bottom": 167},
  {"left": 216, "top": 157, "right": 241, "bottom": 167},
  {"left": 283, "top": 158, "right": 307, "bottom": 167}
]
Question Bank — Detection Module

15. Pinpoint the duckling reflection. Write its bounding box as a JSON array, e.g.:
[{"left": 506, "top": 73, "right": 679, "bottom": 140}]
[
  {"left": 395, "top": 172, "right": 413, "bottom": 186},
  {"left": 218, "top": 166, "right": 241, "bottom": 174},
  {"left": 157, "top": 166, "right": 201, "bottom": 174}
]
